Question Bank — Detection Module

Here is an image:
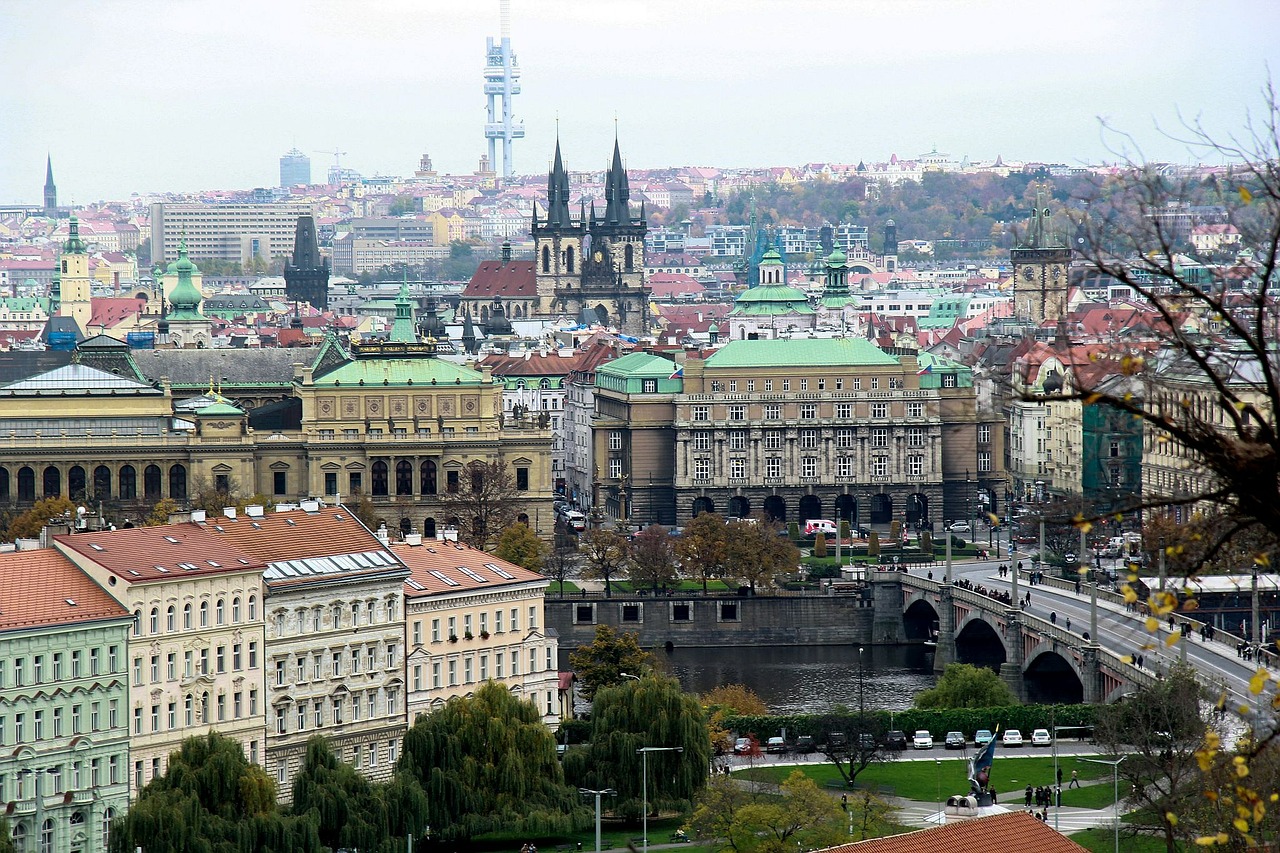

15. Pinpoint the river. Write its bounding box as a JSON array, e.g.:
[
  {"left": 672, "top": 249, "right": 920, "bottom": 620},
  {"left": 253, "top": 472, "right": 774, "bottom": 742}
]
[{"left": 658, "top": 644, "right": 938, "bottom": 714}]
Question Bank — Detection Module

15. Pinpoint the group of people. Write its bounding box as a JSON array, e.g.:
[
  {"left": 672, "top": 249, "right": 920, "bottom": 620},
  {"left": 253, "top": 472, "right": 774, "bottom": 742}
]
[
  {"left": 1024, "top": 784, "right": 1061, "bottom": 809},
  {"left": 952, "top": 577, "right": 1015, "bottom": 606}
]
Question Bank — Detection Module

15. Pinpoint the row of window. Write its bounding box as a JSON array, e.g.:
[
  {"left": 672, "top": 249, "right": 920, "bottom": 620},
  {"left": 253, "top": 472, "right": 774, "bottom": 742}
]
[
  {"left": 133, "top": 689, "right": 259, "bottom": 733},
  {"left": 273, "top": 598, "right": 398, "bottom": 637},
  {"left": 685, "top": 426, "right": 933, "bottom": 451},
  {"left": 0, "top": 462, "right": 188, "bottom": 502},
  {"left": 276, "top": 739, "right": 397, "bottom": 786},
  {"left": 411, "top": 606, "right": 538, "bottom": 644},
  {"left": 316, "top": 462, "right": 530, "bottom": 498},
  {"left": 2, "top": 646, "right": 119, "bottom": 688},
  {"left": 133, "top": 595, "right": 258, "bottom": 637},
  {"left": 274, "top": 689, "right": 398, "bottom": 734},
  {"left": 692, "top": 454, "right": 932, "bottom": 480},
  {"left": 576, "top": 601, "right": 741, "bottom": 624},
  {"left": 9, "top": 809, "right": 116, "bottom": 853},
  {"left": 273, "top": 644, "right": 397, "bottom": 686},
  {"left": 691, "top": 400, "right": 930, "bottom": 422},
  {"left": 132, "top": 642, "right": 259, "bottom": 686},
  {"left": 706, "top": 376, "right": 908, "bottom": 393},
  {"left": 1, "top": 757, "right": 121, "bottom": 798},
  {"left": 0, "top": 699, "right": 120, "bottom": 745},
  {"left": 410, "top": 645, "right": 553, "bottom": 690}
]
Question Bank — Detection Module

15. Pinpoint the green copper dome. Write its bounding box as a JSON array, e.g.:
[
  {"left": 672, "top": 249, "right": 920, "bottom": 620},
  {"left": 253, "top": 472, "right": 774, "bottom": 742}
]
[
  {"left": 731, "top": 283, "right": 814, "bottom": 316},
  {"left": 62, "top": 215, "right": 87, "bottom": 255},
  {"left": 165, "top": 239, "right": 205, "bottom": 321},
  {"left": 760, "top": 247, "right": 783, "bottom": 265},
  {"left": 827, "top": 247, "right": 847, "bottom": 266}
]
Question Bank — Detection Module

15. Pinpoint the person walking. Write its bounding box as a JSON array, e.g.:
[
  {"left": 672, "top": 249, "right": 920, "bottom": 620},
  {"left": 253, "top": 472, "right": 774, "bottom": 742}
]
[
  {"left": 1050, "top": 611, "right": 1057, "bottom": 625},
  {"left": 1065, "top": 616, "right": 1071, "bottom": 632},
  {"left": 1069, "top": 769, "right": 1080, "bottom": 789},
  {"left": 1025, "top": 784, "right": 1033, "bottom": 807}
]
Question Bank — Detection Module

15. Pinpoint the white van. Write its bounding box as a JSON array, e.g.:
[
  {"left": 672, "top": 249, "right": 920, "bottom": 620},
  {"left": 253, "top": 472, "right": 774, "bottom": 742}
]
[{"left": 805, "top": 519, "right": 838, "bottom": 536}]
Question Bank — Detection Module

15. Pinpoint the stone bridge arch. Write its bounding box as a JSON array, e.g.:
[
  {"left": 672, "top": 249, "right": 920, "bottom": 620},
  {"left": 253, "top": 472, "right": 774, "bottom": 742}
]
[
  {"left": 1023, "top": 644, "right": 1085, "bottom": 704},
  {"left": 954, "top": 611, "right": 1008, "bottom": 668},
  {"left": 903, "top": 598, "right": 939, "bottom": 641}
]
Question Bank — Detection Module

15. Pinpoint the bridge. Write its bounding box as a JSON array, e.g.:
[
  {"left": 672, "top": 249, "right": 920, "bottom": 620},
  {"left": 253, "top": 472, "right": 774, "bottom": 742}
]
[{"left": 872, "top": 559, "right": 1271, "bottom": 714}]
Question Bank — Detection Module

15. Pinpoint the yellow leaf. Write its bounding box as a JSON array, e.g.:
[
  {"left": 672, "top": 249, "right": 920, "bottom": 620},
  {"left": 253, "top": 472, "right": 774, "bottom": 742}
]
[
  {"left": 1124, "top": 587, "right": 1139, "bottom": 604},
  {"left": 1120, "top": 655, "right": 1134, "bottom": 664},
  {"left": 1235, "top": 819, "right": 1250, "bottom": 833},
  {"left": 1167, "top": 812, "right": 1178, "bottom": 826},
  {"left": 1194, "top": 836, "right": 1218, "bottom": 846},
  {"left": 1146, "top": 617, "right": 1161, "bottom": 632},
  {"left": 1250, "top": 669, "right": 1268, "bottom": 695},
  {"left": 1240, "top": 185, "right": 1254, "bottom": 203},
  {"left": 1166, "top": 631, "right": 1181, "bottom": 647}
]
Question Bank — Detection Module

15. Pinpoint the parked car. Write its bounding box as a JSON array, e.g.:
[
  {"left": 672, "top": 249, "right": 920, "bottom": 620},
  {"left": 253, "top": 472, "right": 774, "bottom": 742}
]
[
  {"left": 766, "top": 736, "right": 787, "bottom": 753},
  {"left": 857, "top": 733, "right": 877, "bottom": 751},
  {"left": 884, "top": 730, "right": 908, "bottom": 750},
  {"left": 948, "top": 521, "right": 972, "bottom": 534},
  {"left": 826, "top": 732, "right": 848, "bottom": 752},
  {"left": 913, "top": 730, "right": 934, "bottom": 750},
  {"left": 794, "top": 735, "right": 816, "bottom": 754},
  {"left": 974, "top": 729, "right": 994, "bottom": 746},
  {"left": 804, "top": 519, "right": 838, "bottom": 536},
  {"left": 1031, "top": 729, "right": 1052, "bottom": 747},
  {"left": 944, "top": 731, "right": 966, "bottom": 749},
  {"left": 733, "top": 737, "right": 753, "bottom": 755},
  {"left": 1002, "top": 729, "right": 1024, "bottom": 748}
]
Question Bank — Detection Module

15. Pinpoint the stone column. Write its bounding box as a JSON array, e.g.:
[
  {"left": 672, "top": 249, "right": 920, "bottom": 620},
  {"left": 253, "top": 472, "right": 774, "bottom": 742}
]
[
  {"left": 870, "top": 576, "right": 905, "bottom": 645},
  {"left": 1000, "top": 612, "right": 1027, "bottom": 701},
  {"left": 1081, "top": 645, "right": 1102, "bottom": 704},
  {"left": 933, "top": 585, "right": 956, "bottom": 673}
]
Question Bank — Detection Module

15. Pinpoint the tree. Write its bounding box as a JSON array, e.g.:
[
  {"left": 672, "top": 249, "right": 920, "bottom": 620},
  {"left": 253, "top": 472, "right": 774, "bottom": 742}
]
[
  {"left": 813, "top": 531, "right": 827, "bottom": 558},
  {"left": 436, "top": 459, "right": 525, "bottom": 550},
  {"left": 189, "top": 475, "right": 275, "bottom": 516},
  {"left": 144, "top": 497, "right": 180, "bottom": 527},
  {"left": 701, "top": 684, "right": 768, "bottom": 755},
  {"left": 545, "top": 531, "right": 578, "bottom": 596},
  {"left": 110, "top": 732, "right": 320, "bottom": 853},
  {"left": 346, "top": 491, "right": 379, "bottom": 532},
  {"left": 8, "top": 496, "right": 76, "bottom": 540},
  {"left": 290, "top": 737, "right": 389, "bottom": 852},
  {"left": 441, "top": 240, "right": 480, "bottom": 281},
  {"left": 397, "top": 682, "right": 588, "bottom": 843},
  {"left": 567, "top": 624, "right": 655, "bottom": 701},
  {"left": 676, "top": 512, "right": 729, "bottom": 593},
  {"left": 867, "top": 530, "right": 880, "bottom": 558},
  {"left": 0, "top": 818, "right": 13, "bottom": 853},
  {"left": 914, "top": 663, "right": 1019, "bottom": 709},
  {"left": 494, "top": 522, "right": 548, "bottom": 572},
  {"left": 562, "top": 674, "right": 712, "bottom": 822},
  {"left": 1094, "top": 664, "right": 1216, "bottom": 852},
  {"left": 579, "top": 527, "right": 630, "bottom": 598},
  {"left": 389, "top": 195, "right": 415, "bottom": 215},
  {"left": 629, "top": 524, "right": 678, "bottom": 592},
  {"left": 815, "top": 711, "right": 899, "bottom": 788},
  {"left": 725, "top": 516, "right": 800, "bottom": 590},
  {"left": 689, "top": 771, "right": 846, "bottom": 853}
]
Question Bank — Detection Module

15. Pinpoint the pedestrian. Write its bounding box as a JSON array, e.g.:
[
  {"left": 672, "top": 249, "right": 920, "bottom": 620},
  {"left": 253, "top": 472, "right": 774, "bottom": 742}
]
[
  {"left": 1018, "top": 560, "right": 1024, "bottom": 573},
  {"left": 1025, "top": 784, "right": 1033, "bottom": 807},
  {"left": 1050, "top": 611, "right": 1057, "bottom": 625},
  {"left": 1055, "top": 785, "right": 1062, "bottom": 807},
  {"left": 1168, "top": 614, "right": 1175, "bottom": 631},
  {"left": 1069, "top": 769, "right": 1080, "bottom": 789},
  {"left": 927, "top": 570, "right": 933, "bottom": 580},
  {"left": 1057, "top": 767, "right": 1063, "bottom": 785},
  {"left": 990, "top": 787, "right": 997, "bottom": 804},
  {"left": 1065, "top": 616, "right": 1072, "bottom": 632},
  {"left": 1075, "top": 580, "right": 1082, "bottom": 595}
]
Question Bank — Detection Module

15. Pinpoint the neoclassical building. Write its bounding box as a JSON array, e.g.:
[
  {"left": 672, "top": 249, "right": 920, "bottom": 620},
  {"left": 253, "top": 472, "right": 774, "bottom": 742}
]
[
  {"left": 0, "top": 286, "right": 555, "bottom": 538},
  {"left": 0, "top": 549, "right": 133, "bottom": 853}
]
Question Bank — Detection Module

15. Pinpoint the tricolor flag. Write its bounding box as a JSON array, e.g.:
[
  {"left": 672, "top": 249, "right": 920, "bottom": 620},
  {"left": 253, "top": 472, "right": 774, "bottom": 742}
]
[
  {"left": 917, "top": 363, "right": 933, "bottom": 376},
  {"left": 968, "top": 729, "right": 998, "bottom": 793},
  {"left": 669, "top": 366, "right": 684, "bottom": 380}
]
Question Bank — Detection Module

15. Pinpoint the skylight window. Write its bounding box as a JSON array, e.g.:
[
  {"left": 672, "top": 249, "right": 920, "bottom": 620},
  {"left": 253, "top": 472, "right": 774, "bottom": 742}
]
[
  {"left": 127, "top": 570, "right": 141, "bottom": 577},
  {"left": 163, "top": 536, "right": 179, "bottom": 544},
  {"left": 405, "top": 579, "right": 425, "bottom": 591},
  {"left": 457, "top": 566, "right": 487, "bottom": 583},
  {"left": 428, "top": 570, "right": 460, "bottom": 587},
  {"left": 65, "top": 598, "right": 76, "bottom": 606},
  {"left": 178, "top": 563, "right": 199, "bottom": 571},
  {"left": 89, "top": 543, "right": 105, "bottom": 552},
  {"left": 485, "top": 563, "right": 516, "bottom": 580},
  {"left": 207, "top": 560, "right": 221, "bottom": 567}
]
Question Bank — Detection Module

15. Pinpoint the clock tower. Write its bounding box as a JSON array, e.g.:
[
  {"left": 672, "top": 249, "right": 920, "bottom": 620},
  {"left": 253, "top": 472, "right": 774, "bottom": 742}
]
[{"left": 1011, "top": 191, "right": 1071, "bottom": 324}]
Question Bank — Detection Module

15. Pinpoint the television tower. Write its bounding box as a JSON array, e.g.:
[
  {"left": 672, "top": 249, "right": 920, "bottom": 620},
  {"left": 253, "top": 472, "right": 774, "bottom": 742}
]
[{"left": 483, "top": 0, "right": 525, "bottom": 179}]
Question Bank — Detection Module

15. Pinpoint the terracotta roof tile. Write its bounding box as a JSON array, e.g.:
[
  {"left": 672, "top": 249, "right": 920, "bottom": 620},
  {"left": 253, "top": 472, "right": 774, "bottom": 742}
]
[
  {"left": 54, "top": 525, "right": 266, "bottom": 582},
  {"left": 462, "top": 260, "right": 537, "bottom": 299},
  {"left": 821, "top": 811, "right": 1088, "bottom": 853},
  {"left": 201, "top": 507, "right": 389, "bottom": 565},
  {"left": 393, "top": 540, "right": 545, "bottom": 598},
  {"left": 0, "top": 548, "right": 129, "bottom": 631}
]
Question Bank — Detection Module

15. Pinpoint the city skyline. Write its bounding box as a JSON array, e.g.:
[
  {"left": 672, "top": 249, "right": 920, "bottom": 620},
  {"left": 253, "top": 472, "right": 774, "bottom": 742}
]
[{"left": 2, "top": 0, "right": 1278, "bottom": 203}]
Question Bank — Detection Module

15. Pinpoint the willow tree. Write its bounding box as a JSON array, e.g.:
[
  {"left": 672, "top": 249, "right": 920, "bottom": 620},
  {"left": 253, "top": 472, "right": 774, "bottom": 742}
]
[
  {"left": 397, "top": 682, "right": 589, "bottom": 842},
  {"left": 291, "top": 737, "right": 390, "bottom": 852},
  {"left": 567, "top": 624, "right": 656, "bottom": 701},
  {"left": 563, "top": 674, "right": 712, "bottom": 822},
  {"left": 109, "top": 732, "right": 321, "bottom": 853}
]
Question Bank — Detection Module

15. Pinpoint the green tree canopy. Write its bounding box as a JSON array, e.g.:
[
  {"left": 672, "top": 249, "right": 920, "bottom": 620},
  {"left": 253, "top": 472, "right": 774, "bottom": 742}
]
[
  {"left": 563, "top": 674, "right": 712, "bottom": 822},
  {"left": 110, "top": 732, "right": 320, "bottom": 853},
  {"left": 629, "top": 524, "right": 678, "bottom": 591},
  {"left": 397, "top": 682, "right": 589, "bottom": 843},
  {"left": 568, "top": 624, "right": 655, "bottom": 701},
  {"left": 914, "top": 663, "right": 1018, "bottom": 709},
  {"left": 688, "top": 770, "right": 849, "bottom": 853},
  {"left": 8, "top": 496, "right": 76, "bottom": 540},
  {"left": 290, "top": 737, "right": 390, "bottom": 852},
  {"left": 494, "top": 522, "right": 549, "bottom": 572},
  {"left": 676, "top": 512, "right": 729, "bottom": 593},
  {"left": 725, "top": 516, "right": 799, "bottom": 590}
]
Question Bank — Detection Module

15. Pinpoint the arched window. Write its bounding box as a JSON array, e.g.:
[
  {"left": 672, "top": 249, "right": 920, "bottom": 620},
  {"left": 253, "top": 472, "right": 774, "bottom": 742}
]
[
  {"left": 625, "top": 243, "right": 634, "bottom": 271},
  {"left": 40, "top": 818, "right": 53, "bottom": 853},
  {"left": 150, "top": 607, "right": 159, "bottom": 634},
  {"left": 0, "top": 467, "right": 9, "bottom": 500},
  {"left": 371, "top": 461, "right": 388, "bottom": 496},
  {"left": 420, "top": 460, "right": 437, "bottom": 495},
  {"left": 400, "top": 517, "right": 413, "bottom": 536},
  {"left": 169, "top": 464, "right": 187, "bottom": 500},
  {"left": 143, "top": 465, "right": 162, "bottom": 500},
  {"left": 424, "top": 517, "right": 436, "bottom": 538},
  {"left": 166, "top": 606, "right": 175, "bottom": 632},
  {"left": 232, "top": 597, "right": 241, "bottom": 622},
  {"left": 199, "top": 601, "right": 209, "bottom": 627},
  {"left": 183, "top": 603, "right": 192, "bottom": 630},
  {"left": 133, "top": 609, "right": 142, "bottom": 637},
  {"left": 42, "top": 466, "right": 60, "bottom": 497},
  {"left": 17, "top": 466, "right": 34, "bottom": 501},
  {"left": 248, "top": 595, "right": 257, "bottom": 621},
  {"left": 216, "top": 598, "right": 225, "bottom": 624},
  {"left": 119, "top": 465, "right": 136, "bottom": 500},
  {"left": 92, "top": 465, "right": 112, "bottom": 499},
  {"left": 566, "top": 245, "right": 575, "bottom": 273},
  {"left": 101, "top": 808, "right": 115, "bottom": 850},
  {"left": 11, "top": 822, "right": 25, "bottom": 853},
  {"left": 395, "top": 460, "right": 413, "bottom": 496},
  {"left": 541, "top": 244, "right": 550, "bottom": 273},
  {"left": 68, "top": 465, "right": 86, "bottom": 500}
]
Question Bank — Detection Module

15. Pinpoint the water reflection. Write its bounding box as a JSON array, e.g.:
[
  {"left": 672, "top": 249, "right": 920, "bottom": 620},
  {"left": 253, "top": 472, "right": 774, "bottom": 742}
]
[{"left": 660, "top": 645, "right": 938, "bottom": 714}]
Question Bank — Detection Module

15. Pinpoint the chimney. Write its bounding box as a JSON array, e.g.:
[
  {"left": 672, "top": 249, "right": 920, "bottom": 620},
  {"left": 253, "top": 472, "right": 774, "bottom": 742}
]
[
  {"left": 223, "top": 507, "right": 237, "bottom": 519},
  {"left": 191, "top": 509, "right": 207, "bottom": 524},
  {"left": 300, "top": 499, "right": 320, "bottom": 513},
  {"left": 245, "top": 505, "right": 265, "bottom": 518},
  {"left": 404, "top": 532, "right": 423, "bottom": 546},
  {"left": 376, "top": 524, "right": 391, "bottom": 545}
]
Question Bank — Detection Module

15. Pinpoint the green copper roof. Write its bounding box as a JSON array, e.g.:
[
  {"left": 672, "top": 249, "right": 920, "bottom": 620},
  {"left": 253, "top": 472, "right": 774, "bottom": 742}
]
[
  {"left": 598, "top": 352, "right": 678, "bottom": 380},
  {"left": 166, "top": 238, "right": 205, "bottom": 322},
  {"left": 312, "top": 356, "right": 488, "bottom": 388},
  {"left": 827, "top": 247, "right": 847, "bottom": 266},
  {"left": 62, "top": 215, "right": 87, "bottom": 255},
  {"left": 916, "top": 351, "right": 974, "bottom": 388},
  {"left": 731, "top": 284, "right": 814, "bottom": 316},
  {"left": 705, "top": 337, "right": 900, "bottom": 369},
  {"left": 198, "top": 400, "right": 245, "bottom": 417},
  {"left": 388, "top": 274, "right": 418, "bottom": 343},
  {"left": 760, "top": 247, "right": 783, "bottom": 265}
]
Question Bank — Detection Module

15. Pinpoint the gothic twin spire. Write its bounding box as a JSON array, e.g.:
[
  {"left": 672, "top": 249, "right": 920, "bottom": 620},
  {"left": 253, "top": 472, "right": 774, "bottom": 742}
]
[{"left": 542, "top": 137, "right": 633, "bottom": 230}]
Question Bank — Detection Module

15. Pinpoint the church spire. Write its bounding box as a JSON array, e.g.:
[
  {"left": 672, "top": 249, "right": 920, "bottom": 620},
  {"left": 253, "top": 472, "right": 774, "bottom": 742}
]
[
  {"left": 545, "top": 137, "right": 572, "bottom": 228},
  {"left": 604, "top": 137, "right": 631, "bottom": 225},
  {"left": 43, "top": 154, "right": 57, "bottom": 216},
  {"left": 388, "top": 270, "right": 418, "bottom": 343}
]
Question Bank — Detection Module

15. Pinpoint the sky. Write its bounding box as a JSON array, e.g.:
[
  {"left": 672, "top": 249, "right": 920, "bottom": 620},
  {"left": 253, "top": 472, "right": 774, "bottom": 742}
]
[{"left": 2, "top": 0, "right": 1278, "bottom": 204}]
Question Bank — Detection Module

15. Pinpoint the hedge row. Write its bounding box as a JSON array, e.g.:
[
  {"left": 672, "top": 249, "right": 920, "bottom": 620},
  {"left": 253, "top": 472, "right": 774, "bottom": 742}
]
[{"left": 722, "top": 704, "right": 1097, "bottom": 739}]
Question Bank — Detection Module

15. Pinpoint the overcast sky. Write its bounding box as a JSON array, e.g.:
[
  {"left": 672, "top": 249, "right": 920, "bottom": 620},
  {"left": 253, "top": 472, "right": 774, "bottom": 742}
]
[{"left": 2, "top": 0, "right": 1278, "bottom": 204}]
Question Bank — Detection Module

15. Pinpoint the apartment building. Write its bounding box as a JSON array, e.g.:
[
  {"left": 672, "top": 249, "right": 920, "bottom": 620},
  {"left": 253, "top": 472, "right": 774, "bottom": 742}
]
[
  {"left": 150, "top": 202, "right": 314, "bottom": 265},
  {"left": 202, "top": 505, "right": 410, "bottom": 793},
  {"left": 0, "top": 549, "right": 132, "bottom": 853},
  {"left": 395, "top": 538, "right": 559, "bottom": 728},
  {"left": 53, "top": 522, "right": 268, "bottom": 796}
]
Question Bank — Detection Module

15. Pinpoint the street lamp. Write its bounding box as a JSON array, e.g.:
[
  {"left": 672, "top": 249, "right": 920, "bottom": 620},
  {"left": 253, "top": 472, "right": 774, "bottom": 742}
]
[
  {"left": 637, "top": 747, "right": 684, "bottom": 853},
  {"left": 579, "top": 788, "right": 616, "bottom": 853},
  {"left": 620, "top": 672, "right": 641, "bottom": 682},
  {"left": 1079, "top": 755, "right": 1127, "bottom": 853}
]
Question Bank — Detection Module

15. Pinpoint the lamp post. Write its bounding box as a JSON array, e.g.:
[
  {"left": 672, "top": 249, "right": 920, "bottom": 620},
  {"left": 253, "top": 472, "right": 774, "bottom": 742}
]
[
  {"left": 579, "top": 788, "right": 616, "bottom": 853},
  {"left": 620, "top": 672, "right": 641, "bottom": 682},
  {"left": 1079, "top": 756, "right": 1127, "bottom": 853},
  {"left": 857, "top": 646, "right": 865, "bottom": 731},
  {"left": 637, "top": 747, "right": 684, "bottom": 853}
]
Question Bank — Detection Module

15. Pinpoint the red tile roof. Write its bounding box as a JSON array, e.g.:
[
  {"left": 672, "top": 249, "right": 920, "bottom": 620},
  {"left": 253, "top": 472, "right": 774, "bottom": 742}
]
[
  {"left": 393, "top": 540, "right": 545, "bottom": 598},
  {"left": 0, "top": 548, "right": 129, "bottom": 631},
  {"left": 821, "top": 811, "right": 1088, "bottom": 853},
  {"left": 462, "top": 260, "right": 537, "bottom": 299},
  {"left": 90, "top": 297, "right": 147, "bottom": 328},
  {"left": 201, "top": 507, "right": 386, "bottom": 564},
  {"left": 481, "top": 350, "right": 582, "bottom": 377},
  {"left": 54, "top": 524, "right": 266, "bottom": 583}
]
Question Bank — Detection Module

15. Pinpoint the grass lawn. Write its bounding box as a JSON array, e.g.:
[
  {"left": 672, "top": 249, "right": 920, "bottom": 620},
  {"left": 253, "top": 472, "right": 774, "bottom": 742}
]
[
  {"left": 473, "top": 817, "right": 689, "bottom": 851},
  {"left": 737, "top": 755, "right": 1116, "bottom": 804},
  {"left": 548, "top": 581, "right": 581, "bottom": 594},
  {"left": 1069, "top": 828, "right": 1179, "bottom": 852}
]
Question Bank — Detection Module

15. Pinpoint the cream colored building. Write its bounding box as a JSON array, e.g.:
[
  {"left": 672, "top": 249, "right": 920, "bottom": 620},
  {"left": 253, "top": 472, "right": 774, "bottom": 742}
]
[
  {"left": 204, "top": 506, "right": 410, "bottom": 793},
  {"left": 394, "top": 537, "right": 559, "bottom": 728},
  {"left": 150, "top": 202, "right": 314, "bottom": 265},
  {"left": 53, "top": 520, "right": 268, "bottom": 797}
]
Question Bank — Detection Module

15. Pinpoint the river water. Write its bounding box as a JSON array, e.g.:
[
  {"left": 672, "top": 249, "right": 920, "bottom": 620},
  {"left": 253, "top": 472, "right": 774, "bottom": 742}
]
[{"left": 658, "top": 644, "right": 938, "bottom": 714}]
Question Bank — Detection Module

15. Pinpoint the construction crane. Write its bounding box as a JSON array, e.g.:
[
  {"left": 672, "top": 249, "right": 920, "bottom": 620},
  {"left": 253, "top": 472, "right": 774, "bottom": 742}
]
[{"left": 317, "top": 149, "right": 348, "bottom": 168}]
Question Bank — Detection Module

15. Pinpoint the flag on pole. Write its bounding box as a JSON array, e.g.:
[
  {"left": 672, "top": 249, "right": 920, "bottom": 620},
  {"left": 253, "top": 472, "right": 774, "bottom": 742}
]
[
  {"left": 669, "top": 366, "right": 684, "bottom": 380},
  {"left": 967, "top": 730, "right": 998, "bottom": 793},
  {"left": 917, "top": 363, "right": 933, "bottom": 376}
]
